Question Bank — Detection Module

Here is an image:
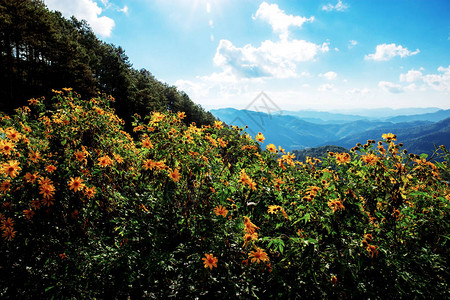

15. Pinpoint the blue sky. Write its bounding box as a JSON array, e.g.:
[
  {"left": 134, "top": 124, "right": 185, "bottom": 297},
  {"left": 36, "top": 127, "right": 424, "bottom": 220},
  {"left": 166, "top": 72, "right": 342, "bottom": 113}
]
[{"left": 44, "top": 0, "right": 450, "bottom": 111}]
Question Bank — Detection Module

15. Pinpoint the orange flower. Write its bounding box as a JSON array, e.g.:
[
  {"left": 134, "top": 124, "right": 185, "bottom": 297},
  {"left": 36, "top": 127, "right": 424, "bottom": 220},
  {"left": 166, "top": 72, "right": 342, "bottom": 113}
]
[
  {"left": 0, "top": 180, "right": 11, "bottom": 193},
  {"left": 46, "top": 165, "right": 57, "bottom": 173},
  {"left": 366, "top": 244, "right": 379, "bottom": 258},
  {"left": 73, "top": 150, "right": 86, "bottom": 162},
  {"left": 243, "top": 232, "right": 258, "bottom": 247},
  {"left": 202, "top": 253, "right": 218, "bottom": 270},
  {"left": 113, "top": 153, "right": 124, "bottom": 164},
  {"left": 28, "top": 150, "right": 41, "bottom": 163},
  {"left": 243, "top": 216, "right": 259, "bottom": 234},
  {"left": 141, "top": 138, "right": 153, "bottom": 149},
  {"left": 168, "top": 168, "right": 181, "bottom": 182},
  {"left": 2, "top": 227, "right": 17, "bottom": 240},
  {"left": 143, "top": 159, "right": 156, "bottom": 170},
  {"left": 23, "top": 209, "right": 34, "bottom": 220},
  {"left": 248, "top": 247, "right": 269, "bottom": 264},
  {"left": 328, "top": 199, "right": 345, "bottom": 213},
  {"left": 41, "top": 197, "right": 54, "bottom": 207},
  {"left": 39, "top": 183, "right": 55, "bottom": 199},
  {"left": 214, "top": 205, "right": 228, "bottom": 217},
  {"left": 98, "top": 155, "right": 113, "bottom": 167},
  {"left": 1, "top": 217, "right": 14, "bottom": 230},
  {"left": 28, "top": 98, "right": 39, "bottom": 105},
  {"left": 84, "top": 186, "right": 96, "bottom": 199},
  {"left": 217, "top": 138, "right": 228, "bottom": 148},
  {"left": 361, "top": 153, "right": 379, "bottom": 165},
  {"left": 335, "top": 152, "right": 351, "bottom": 165},
  {"left": 177, "top": 111, "right": 186, "bottom": 119},
  {"left": 68, "top": 177, "right": 85, "bottom": 192},
  {"left": 255, "top": 132, "right": 265, "bottom": 143},
  {"left": 59, "top": 253, "right": 68, "bottom": 259},
  {"left": 2, "top": 160, "right": 21, "bottom": 178}
]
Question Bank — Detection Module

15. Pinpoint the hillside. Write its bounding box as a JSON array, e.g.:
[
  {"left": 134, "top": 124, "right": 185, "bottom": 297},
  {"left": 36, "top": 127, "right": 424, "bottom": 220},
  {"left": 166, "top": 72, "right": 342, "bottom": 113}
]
[
  {"left": 326, "top": 117, "right": 450, "bottom": 156},
  {"left": 292, "top": 145, "right": 349, "bottom": 162},
  {"left": 211, "top": 108, "right": 440, "bottom": 152},
  {"left": 0, "top": 0, "right": 215, "bottom": 127}
]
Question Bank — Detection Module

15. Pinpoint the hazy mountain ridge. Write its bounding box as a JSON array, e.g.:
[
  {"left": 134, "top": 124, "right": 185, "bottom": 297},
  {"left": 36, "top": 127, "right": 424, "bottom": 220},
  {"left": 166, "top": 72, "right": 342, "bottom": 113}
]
[{"left": 211, "top": 108, "right": 449, "bottom": 155}]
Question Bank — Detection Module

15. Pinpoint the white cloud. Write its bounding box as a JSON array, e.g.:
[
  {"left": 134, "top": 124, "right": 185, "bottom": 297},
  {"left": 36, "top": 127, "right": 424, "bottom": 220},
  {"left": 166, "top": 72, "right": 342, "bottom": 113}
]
[
  {"left": 423, "top": 66, "right": 450, "bottom": 92},
  {"left": 318, "top": 83, "right": 336, "bottom": 92},
  {"left": 348, "top": 40, "right": 357, "bottom": 48},
  {"left": 365, "top": 43, "right": 419, "bottom": 61},
  {"left": 379, "top": 81, "right": 405, "bottom": 93},
  {"left": 346, "top": 88, "right": 370, "bottom": 95},
  {"left": 322, "top": 0, "right": 349, "bottom": 12},
  {"left": 119, "top": 5, "right": 128, "bottom": 15},
  {"left": 213, "top": 39, "right": 329, "bottom": 79},
  {"left": 254, "top": 2, "right": 314, "bottom": 40},
  {"left": 397, "top": 66, "right": 450, "bottom": 92},
  {"left": 319, "top": 71, "right": 337, "bottom": 80},
  {"left": 44, "top": 0, "right": 114, "bottom": 37},
  {"left": 400, "top": 69, "right": 423, "bottom": 82}
]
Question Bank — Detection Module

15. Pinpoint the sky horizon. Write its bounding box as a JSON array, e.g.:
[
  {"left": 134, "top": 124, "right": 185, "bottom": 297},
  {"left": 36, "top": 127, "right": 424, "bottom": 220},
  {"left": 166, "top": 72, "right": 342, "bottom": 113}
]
[{"left": 43, "top": 0, "right": 450, "bottom": 112}]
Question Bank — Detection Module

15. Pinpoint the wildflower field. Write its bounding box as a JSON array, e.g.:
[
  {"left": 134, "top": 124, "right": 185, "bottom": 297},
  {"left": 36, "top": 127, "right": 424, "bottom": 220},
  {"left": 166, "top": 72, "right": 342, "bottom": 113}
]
[{"left": 0, "top": 90, "right": 449, "bottom": 298}]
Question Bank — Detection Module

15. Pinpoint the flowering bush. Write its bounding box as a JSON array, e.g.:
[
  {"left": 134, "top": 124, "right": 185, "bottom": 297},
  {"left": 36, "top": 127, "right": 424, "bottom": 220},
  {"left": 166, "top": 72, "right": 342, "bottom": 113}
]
[{"left": 0, "top": 90, "right": 448, "bottom": 298}]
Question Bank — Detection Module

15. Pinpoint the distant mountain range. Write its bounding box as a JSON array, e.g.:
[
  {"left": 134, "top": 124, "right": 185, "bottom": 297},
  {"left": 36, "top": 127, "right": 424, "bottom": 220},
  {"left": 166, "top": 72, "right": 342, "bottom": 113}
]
[{"left": 210, "top": 108, "right": 450, "bottom": 155}]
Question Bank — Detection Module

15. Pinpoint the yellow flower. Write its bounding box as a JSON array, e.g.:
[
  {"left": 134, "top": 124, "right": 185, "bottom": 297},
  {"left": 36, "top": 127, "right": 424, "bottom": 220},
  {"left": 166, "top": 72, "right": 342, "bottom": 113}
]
[
  {"left": 255, "top": 132, "right": 265, "bottom": 143},
  {"left": 268, "top": 205, "right": 282, "bottom": 214},
  {"left": 2, "top": 160, "right": 21, "bottom": 178},
  {"left": 68, "top": 177, "right": 85, "bottom": 192},
  {"left": 5, "top": 128, "right": 21, "bottom": 142},
  {"left": 214, "top": 205, "right": 228, "bottom": 217},
  {"left": 382, "top": 133, "right": 397, "bottom": 141},
  {"left": 248, "top": 247, "right": 269, "bottom": 264},
  {"left": 0, "top": 140, "right": 15, "bottom": 156},
  {"left": 202, "top": 253, "right": 218, "bottom": 270},
  {"left": 214, "top": 120, "right": 224, "bottom": 129},
  {"left": 266, "top": 144, "right": 277, "bottom": 153}
]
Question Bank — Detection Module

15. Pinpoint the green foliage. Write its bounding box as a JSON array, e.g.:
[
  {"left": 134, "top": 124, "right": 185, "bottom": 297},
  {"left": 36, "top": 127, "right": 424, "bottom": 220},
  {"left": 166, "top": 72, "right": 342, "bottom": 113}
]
[
  {"left": 292, "top": 145, "right": 349, "bottom": 162},
  {"left": 0, "top": 91, "right": 448, "bottom": 298}
]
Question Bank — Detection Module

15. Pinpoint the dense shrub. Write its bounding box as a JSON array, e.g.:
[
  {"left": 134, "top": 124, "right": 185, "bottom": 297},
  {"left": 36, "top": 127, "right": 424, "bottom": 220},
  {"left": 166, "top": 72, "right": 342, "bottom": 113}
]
[{"left": 0, "top": 90, "right": 448, "bottom": 298}]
